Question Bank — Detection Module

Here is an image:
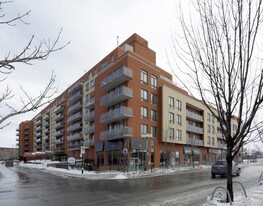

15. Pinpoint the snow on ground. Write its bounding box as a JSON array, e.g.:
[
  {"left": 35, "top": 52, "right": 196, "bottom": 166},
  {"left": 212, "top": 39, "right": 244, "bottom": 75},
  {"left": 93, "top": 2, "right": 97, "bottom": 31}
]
[{"left": 18, "top": 159, "right": 263, "bottom": 205}]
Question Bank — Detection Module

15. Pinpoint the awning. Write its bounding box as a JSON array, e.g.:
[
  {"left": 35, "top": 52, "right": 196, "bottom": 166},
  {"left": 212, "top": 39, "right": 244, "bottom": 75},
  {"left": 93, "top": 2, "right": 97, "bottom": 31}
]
[
  {"left": 105, "top": 141, "right": 123, "bottom": 151},
  {"left": 96, "top": 142, "right": 104, "bottom": 152},
  {"left": 131, "top": 138, "right": 147, "bottom": 150}
]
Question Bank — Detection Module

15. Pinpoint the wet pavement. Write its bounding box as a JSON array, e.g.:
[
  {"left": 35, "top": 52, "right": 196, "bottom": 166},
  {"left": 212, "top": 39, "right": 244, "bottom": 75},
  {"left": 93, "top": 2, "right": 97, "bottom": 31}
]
[{"left": 0, "top": 164, "right": 260, "bottom": 206}]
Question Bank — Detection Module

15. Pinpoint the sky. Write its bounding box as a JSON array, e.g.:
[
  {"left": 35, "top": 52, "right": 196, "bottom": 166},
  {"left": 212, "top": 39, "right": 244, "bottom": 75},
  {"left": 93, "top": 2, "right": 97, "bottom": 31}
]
[{"left": 0, "top": 0, "right": 262, "bottom": 150}]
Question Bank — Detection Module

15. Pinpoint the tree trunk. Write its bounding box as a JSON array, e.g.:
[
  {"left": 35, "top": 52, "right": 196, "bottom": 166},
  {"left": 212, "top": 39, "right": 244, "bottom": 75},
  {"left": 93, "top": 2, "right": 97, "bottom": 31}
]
[{"left": 226, "top": 149, "right": 233, "bottom": 202}]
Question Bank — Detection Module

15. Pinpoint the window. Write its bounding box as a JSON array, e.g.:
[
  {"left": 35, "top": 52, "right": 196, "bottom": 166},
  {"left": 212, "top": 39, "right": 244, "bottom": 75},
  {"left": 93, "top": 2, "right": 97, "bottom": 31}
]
[
  {"left": 169, "top": 128, "right": 174, "bottom": 139},
  {"left": 101, "top": 60, "right": 107, "bottom": 71},
  {"left": 151, "top": 93, "right": 158, "bottom": 105},
  {"left": 151, "top": 110, "right": 158, "bottom": 122},
  {"left": 151, "top": 75, "right": 158, "bottom": 89},
  {"left": 212, "top": 137, "right": 215, "bottom": 145},
  {"left": 176, "top": 100, "right": 182, "bottom": 111},
  {"left": 212, "top": 126, "right": 215, "bottom": 134},
  {"left": 151, "top": 126, "right": 158, "bottom": 137},
  {"left": 169, "top": 112, "right": 174, "bottom": 124},
  {"left": 111, "top": 54, "right": 115, "bottom": 63},
  {"left": 207, "top": 113, "right": 211, "bottom": 121},
  {"left": 207, "top": 136, "right": 211, "bottom": 145},
  {"left": 141, "top": 89, "right": 148, "bottom": 102},
  {"left": 141, "top": 124, "right": 148, "bottom": 134},
  {"left": 207, "top": 125, "right": 211, "bottom": 133},
  {"left": 141, "top": 107, "right": 148, "bottom": 120},
  {"left": 90, "top": 79, "right": 95, "bottom": 88},
  {"left": 212, "top": 115, "right": 215, "bottom": 123},
  {"left": 169, "top": 96, "right": 174, "bottom": 108},
  {"left": 176, "top": 129, "right": 182, "bottom": 141},
  {"left": 176, "top": 114, "right": 182, "bottom": 126},
  {"left": 141, "top": 70, "right": 148, "bottom": 84}
]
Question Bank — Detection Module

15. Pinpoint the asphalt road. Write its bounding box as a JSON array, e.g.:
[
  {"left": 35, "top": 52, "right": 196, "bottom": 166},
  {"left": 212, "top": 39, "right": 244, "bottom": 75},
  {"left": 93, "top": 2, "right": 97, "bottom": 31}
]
[{"left": 0, "top": 163, "right": 261, "bottom": 206}]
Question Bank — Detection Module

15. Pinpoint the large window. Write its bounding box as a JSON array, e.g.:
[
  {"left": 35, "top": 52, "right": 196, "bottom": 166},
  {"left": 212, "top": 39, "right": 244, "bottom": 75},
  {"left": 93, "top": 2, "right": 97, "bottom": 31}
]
[
  {"left": 151, "top": 126, "right": 158, "bottom": 137},
  {"left": 169, "top": 128, "right": 174, "bottom": 139},
  {"left": 207, "top": 125, "right": 211, "bottom": 133},
  {"left": 141, "top": 107, "right": 148, "bottom": 120},
  {"left": 141, "top": 70, "right": 148, "bottom": 84},
  {"left": 169, "top": 112, "right": 174, "bottom": 124},
  {"left": 176, "top": 99, "right": 182, "bottom": 111},
  {"left": 176, "top": 129, "right": 182, "bottom": 141},
  {"left": 176, "top": 114, "right": 182, "bottom": 126},
  {"left": 151, "top": 75, "right": 158, "bottom": 89},
  {"left": 151, "top": 110, "right": 158, "bottom": 122},
  {"left": 141, "top": 124, "right": 148, "bottom": 134},
  {"left": 169, "top": 96, "right": 174, "bottom": 109},
  {"left": 97, "top": 152, "right": 104, "bottom": 165},
  {"left": 151, "top": 93, "right": 158, "bottom": 105},
  {"left": 107, "top": 151, "right": 119, "bottom": 165},
  {"left": 141, "top": 89, "right": 148, "bottom": 102}
]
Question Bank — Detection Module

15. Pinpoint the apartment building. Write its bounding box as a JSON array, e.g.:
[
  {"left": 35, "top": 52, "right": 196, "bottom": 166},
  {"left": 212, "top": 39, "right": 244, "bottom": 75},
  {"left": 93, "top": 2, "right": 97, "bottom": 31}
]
[{"left": 17, "top": 33, "right": 239, "bottom": 170}]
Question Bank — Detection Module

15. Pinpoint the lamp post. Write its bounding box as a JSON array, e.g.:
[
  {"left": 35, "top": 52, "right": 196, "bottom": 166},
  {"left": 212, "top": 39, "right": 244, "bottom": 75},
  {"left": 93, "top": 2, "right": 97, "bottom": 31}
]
[
  {"left": 142, "top": 133, "right": 153, "bottom": 171},
  {"left": 80, "top": 141, "right": 85, "bottom": 174}
]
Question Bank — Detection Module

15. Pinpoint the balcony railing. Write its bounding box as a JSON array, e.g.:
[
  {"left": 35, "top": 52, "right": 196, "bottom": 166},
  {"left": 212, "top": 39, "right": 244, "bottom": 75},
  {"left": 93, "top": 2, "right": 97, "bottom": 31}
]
[
  {"left": 68, "top": 101, "right": 82, "bottom": 113},
  {"left": 83, "top": 138, "right": 95, "bottom": 147},
  {"left": 35, "top": 119, "right": 42, "bottom": 126},
  {"left": 54, "top": 114, "right": 64, "bottom": 121},
  {"left": 68, "top": 91, "right": 82, "bottom": 105},
  {"left": 186, "top": 124, "right": 204, "bottom": 134},
  {"left": 67, "top": 132, "right": 83, "bottom": 141},
  {"left": 67, "top": 111, "right": 82, "bottom": 123},
  {"left": 100, "top": 66, "right": 133, "bottom": 91},
  {"left": 55, "top": 138, "right": 64, "bottom": 144},
  {"left": 85, "top": 97, "right": 95, "bottom": 109},
  {"left": 67, "top": 122, "right": 82, "bottom": 132},
  {"left": 68, "top": 81, "right": 83, "bottom": 94},
  {"left": 84, "top": 125, "right": 95, "bottom": 134},
  {"left": 100, "top": 126, "right": 133, "bottom": 141},
  {"left": 36, "top": 132, "right": 42, "bottom": 137},
  {"left": 43, "top": 114, "right": 49, "bottom": 121},
  {"left": 67, "top": 143, "right": 82, "bottom": 150},
  {"left": 36, "top": 125, "right": 42, "bottom": 132},
  {"left": 100, "top": 86, "right": 133, "bottom": 108},
  {"left": 54, "top": 104, "right": 64, "bottom": 113},
  {"left": 85, "top": 111, "right": 95, "bottom": 122},
  {"left": 100, "top": 106, "right": 133, "bottom": 124},
  {"left": 54, "top": 122, "right": 64, "bottom": 129},
  {"left": 186, "top": 111, "right": 203, "bottom": 122},
  {"left": 186, "top": 137, "right": 204, "bottom": 146},
  {"left": 54, "top": 130, "right": 64, "bottom": 137}
]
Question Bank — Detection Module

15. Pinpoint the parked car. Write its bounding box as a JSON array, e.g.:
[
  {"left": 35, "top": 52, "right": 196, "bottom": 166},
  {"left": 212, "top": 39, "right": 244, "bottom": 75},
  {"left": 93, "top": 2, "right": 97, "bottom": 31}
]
[
  {"left": 211, "top": 160, "right": 241, "bottom": 178},
  {"left": 5, "top": 159, "right": 14, "bottom": 167}
]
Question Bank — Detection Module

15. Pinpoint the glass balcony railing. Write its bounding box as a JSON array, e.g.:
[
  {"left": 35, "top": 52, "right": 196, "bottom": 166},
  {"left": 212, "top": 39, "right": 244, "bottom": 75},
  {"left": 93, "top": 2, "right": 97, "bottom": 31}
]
[
  {"left": 186, "top": 111, "right": 203, "bottom": 122},
  {"left": 68, "top": 81, "right": 83, "bottom": 94},
  {"left": 100, "top": 126, "right": 133, "bottom": 141},
  {"left": 67, "top": 122, "right": 82, "bottom": 132},
  {"left": 100, "top": 66, "right": 133, "bottom": 91},
  {"left": 100, "top": 106, "right": 133, "bottom": 124},
  {"left": 68, "top": 101, "right": 82, "bottom": 113},
  {"left": 68, "top": 91, "right": 82, "bottom": 105},
  {"left": 84, "top": 125, "right": 95, "bottom": 134},
  {"left": 186, "top": 137, "right": 204, "bottom": 146},
  {"left": 100, "top": 86, "right": 133, "bottom": 107},
  {"left": 67, "top": 132, "right": 83, "bottom": 141},
  {"left": 85, "top": 111, "right": 95, "bottom": 122},
  {"left": 186, "top": 124, "right": 204, "bottom": 134},
  {"left": 67, "top": 111, "right": 82, "bottom": 123},
  {"left": 85, "top": 98, "right": 95, "bottom": 109}
]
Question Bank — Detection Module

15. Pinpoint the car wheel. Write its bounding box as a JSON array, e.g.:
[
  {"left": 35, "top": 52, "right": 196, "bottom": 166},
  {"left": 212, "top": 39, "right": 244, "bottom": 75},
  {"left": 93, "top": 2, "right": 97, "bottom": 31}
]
[{"left": 212, "top": 173, "right": 215, "bottom": 178}]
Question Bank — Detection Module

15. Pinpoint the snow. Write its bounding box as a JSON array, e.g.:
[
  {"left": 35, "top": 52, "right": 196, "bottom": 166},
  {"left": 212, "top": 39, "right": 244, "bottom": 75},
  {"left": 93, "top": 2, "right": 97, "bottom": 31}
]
[{"left": 18, "top": 159, "right": 263, "bottom": 205}]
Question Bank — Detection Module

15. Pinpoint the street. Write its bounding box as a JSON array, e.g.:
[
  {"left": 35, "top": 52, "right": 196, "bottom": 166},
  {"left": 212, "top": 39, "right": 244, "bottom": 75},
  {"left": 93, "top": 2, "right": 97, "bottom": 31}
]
[{"left": 0, "top": 163, "right": 262, "bottom": 206}]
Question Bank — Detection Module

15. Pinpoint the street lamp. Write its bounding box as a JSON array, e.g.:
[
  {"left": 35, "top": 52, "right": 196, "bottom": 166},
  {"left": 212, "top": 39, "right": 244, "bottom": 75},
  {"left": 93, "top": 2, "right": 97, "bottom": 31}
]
[{"left": 80, "top": 141, "right": 85, "bottom": 174}]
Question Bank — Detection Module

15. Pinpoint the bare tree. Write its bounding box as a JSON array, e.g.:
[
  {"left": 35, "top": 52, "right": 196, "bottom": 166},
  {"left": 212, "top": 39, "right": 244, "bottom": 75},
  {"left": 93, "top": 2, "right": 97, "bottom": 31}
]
[
  {"left": 0, "top": 1, "right": 69, "bottom": 129},
  {"left": 172, "top": 0, "right": 263, "bottom": 202}
]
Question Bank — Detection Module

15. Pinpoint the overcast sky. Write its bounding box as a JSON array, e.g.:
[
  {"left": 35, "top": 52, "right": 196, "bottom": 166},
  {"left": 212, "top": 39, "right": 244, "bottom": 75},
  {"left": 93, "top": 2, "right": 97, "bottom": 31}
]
[
  {"left": 0, "top": 0, "right": 262, "bottom": 151},
  {"left": 1, "top": 0, "right": 183, "bottom": 147}
]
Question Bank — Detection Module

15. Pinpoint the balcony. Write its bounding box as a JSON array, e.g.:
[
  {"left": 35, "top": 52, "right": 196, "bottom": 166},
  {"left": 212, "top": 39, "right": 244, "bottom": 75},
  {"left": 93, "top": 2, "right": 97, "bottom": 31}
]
[
  {"left": 68, "top": 101, "right": 82, "bottom": 114},
  {"left": 67, "top": 122, "right": 82, "bottom": 132},
  {"left": 68, "top": 91, "right": 82, "bottom": 105},
  {"left": 55, "top": 130, "right": 64, "bottom": 137},
  {"left": 84, "top": 125, "right": 95, "bottom": 134},
  {"left": 16, "top": 127, "right": 20, "bottom": 131},
  {"left": 85, "top": 97, "right": 95, "bottom": 109},
  {"left": 186, "top": 124, "right": 204, "bottom": 134},
  {"left": 43, "top": 120, "right": 49, "bottom": 127},
  {"left": 16, "top": 132, "right": 19, "bottom": 136},
  {"left": 54, "top": 138, "right": 64, "bottom": 145},
  {"left": 100, "top": 66, "right": 133, "bottom": 91},
  {"left": 54, "top": 114, "right": 64, "bottom": 121},
  {"left": 83, "top": 138, "right": 95, "bottom": 147},
  {"left": 100, "top": 106, "right": 133, "bottom": 124},
  {"left": 186, "top": 137, "right": 204, "bottom": 146},
  {"left": 54, "top": 104, "right": 64, "bottom": 113},
  {"left": 54, "top": 147, "right": 65, "bottom": 153},
  {"left": 100, "top": 126, "right": 133, "bottom": 141},
  {"left": 54, "top": 122, "right": 64, "bottom": 129},
  {"left": 36, "top": 139, "right": 41, "bottom": 143},
  {"left": 67, "top": 111, "right": 82, "bottom": 123},
  {"left": 36, "top": 125, "right": 42, "bottom": 132},
  {"left": 85, "top": 111, "right": 95, "bottom": 122},
  {"left": 186, "top": 111, "right": 203, "bottom": 122},
  {"left": 43, "top": 128, "right": 49, "bottom": 134},
  {"left": 43, "top": 114, "right": 49, "bottom": 121},
  {"left": 100, "top": 86, "right": 133, "bottom": 108},
  {"left": 36, "top": 132, "right": 42, "bottom": 137},
  {"left": 43, "top": 135, "right": 49, "bottom": 140},
  {"left": 68, "top": 81, "right": 83, "bottom": 94},
  {"left": 35, "top": 119, "right": 42, "bottom": 126},
  {"left": 16, "top": 137, "right": 19, "bottom": 141},
  {"left": 67, "top": 143, "right": 82, "bottom": 150},
  {"left": 67, "top": 132, "right": 83, "bottom": 141}
]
